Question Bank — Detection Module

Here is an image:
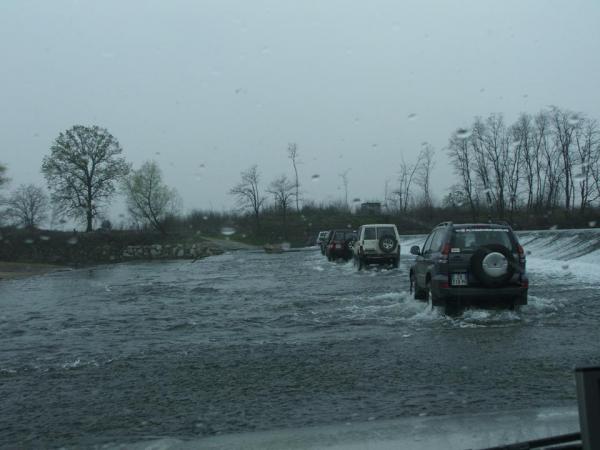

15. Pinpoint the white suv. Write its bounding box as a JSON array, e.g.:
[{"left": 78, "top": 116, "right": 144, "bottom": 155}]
[{"left": 353, "top": 224, "right": 401, "bottom": 269}]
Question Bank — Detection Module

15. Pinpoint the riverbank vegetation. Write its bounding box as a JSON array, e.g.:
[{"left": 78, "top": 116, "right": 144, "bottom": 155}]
[{"left": 1, "top": 106, "right": 600, "bottom": 254}]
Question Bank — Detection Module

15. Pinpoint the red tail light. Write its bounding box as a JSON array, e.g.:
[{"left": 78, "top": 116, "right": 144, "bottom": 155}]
[
  {"left": 439, "top": 243, "right": 451, "bottom": 263},
  {"left": 517, "top": 244, "right": 526, "bottom": 263},
  {"left": 521, "top": 278, "right": 529, "bottom": 288}
]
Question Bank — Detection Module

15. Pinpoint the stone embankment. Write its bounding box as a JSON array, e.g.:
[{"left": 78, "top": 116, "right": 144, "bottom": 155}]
[{"left": 0, "top": 229, "right": 228, "bottom": 266}]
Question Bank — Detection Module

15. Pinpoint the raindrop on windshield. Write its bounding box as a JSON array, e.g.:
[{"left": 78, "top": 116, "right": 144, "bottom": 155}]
[
  {"left": 67, "top": 236, "right": 78, "bottom": 245},
  {"left": 589, "top": 221, "right": 597, "bottom": 227},
  {"left": 220, "top": 227, "right": 236, "bottom": 236},
  {"left": 549, "top": 225, "right": 558, "bottom": 231},
  {"left": 407, "top": 113, "right": 418, "bottom": 120},
  {"left": 352, "top": 198, "right": 361, "bottom": 203},
  {"left": 456, "top": 128, "right": 472, "bottom": 139},
  {"left": 311, "top": 174, "right": 320, "bottom": 181},
  {"left": 40, "top": 235, "right": 51, "bottom": 241},
  {"left": 24, "top": 239, "right": 34, "bottom": 245},
  {"left": 479, "top": 88, "right": 485, "bottom": 93},
  {"left": 202, "top": 215, "right": 209, "bottom": 220},
  {"left": 281, "top": 242, "right": 291, "bottom": 251},
  {"left": 371, "top": 144, "right": 378, "bottom": 148},
  {"left": 562, "top": 264, "right": 569, "bottom": 270},
  {"left": 568, "top": 115, "right": 580, "bottom": 126}
]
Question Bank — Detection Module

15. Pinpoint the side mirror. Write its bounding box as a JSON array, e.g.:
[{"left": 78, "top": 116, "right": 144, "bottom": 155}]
[{"left": 410, "top": 245, "right": 420, "bottom": 256}]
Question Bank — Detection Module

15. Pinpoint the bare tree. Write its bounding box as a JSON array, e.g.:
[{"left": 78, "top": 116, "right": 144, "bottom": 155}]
[
  {"left": 267, "top": 175, "right": 295, "bottom": 239},
  {"left": 0, "top": 163, "right": 8, "bottom": 190},
  {"left": 448, "top": 131, "right": 477, "bottom": 219},
  {"left": 512, "top": 113, "right": 535, "bottom": 209},
  {"left": 416, "top": 144, "right": 435, "bottom": 208},
  {"left": 339, "top": 169, "right": 350, "bottom": 209},
  {"left": 4, "top": 184, "right": 49, "bottom": 228},
  {"left": 574, "top": 118, "right": 600, "bottom": 212},
  {"left": 230, "top": 165, "right": 265, "bottom": 232},
  {"left": 41, "top": 125, "right": 130, "bottom": 232},
  {"left": 471, "top": 117, "right": 495, "bottom": 210},
  {"left": 123, "top": 161, "right": 180, "bottom": 234},
  {"left": 550, "top": 107, "right": 580, "bottom": 211},
  {"left": 395, "top": 157, "right": 420, "bottom": 213},
  {"left": 287, "top": 143, "right": 300, "bottom": 212}
]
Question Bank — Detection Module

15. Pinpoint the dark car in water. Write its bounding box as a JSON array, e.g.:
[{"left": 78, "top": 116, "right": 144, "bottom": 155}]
[
  {"left": 409, "top": 222, "right": 528, "bottom": 313},
  {"left": 325, "top": 229, "right": 357, "bottom": 261}
]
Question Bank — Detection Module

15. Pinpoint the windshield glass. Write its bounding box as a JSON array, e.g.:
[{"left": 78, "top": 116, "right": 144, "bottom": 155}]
[
  {"left": 451, "top": 228, "right": 515, "bottom": 251},
  {"left": 377, "top": 227, "right": 396, "bottom": 238},
  {"left": 2, "top": 1, "right": 598, "bottom": 449}
]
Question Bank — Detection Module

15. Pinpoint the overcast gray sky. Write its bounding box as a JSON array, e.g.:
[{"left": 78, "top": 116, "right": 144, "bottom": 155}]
[{"left": 2, "top": 0, "right": 600, "bottom": 220}]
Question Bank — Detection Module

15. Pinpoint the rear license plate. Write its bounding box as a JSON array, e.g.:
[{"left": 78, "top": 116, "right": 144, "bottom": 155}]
[{"left": 451, "top": 273, "right": 468, "bottom": 286}]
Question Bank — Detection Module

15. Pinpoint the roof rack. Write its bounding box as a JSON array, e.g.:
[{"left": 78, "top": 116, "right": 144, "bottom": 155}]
[
  {"left": 487, "top": 217, "right": 512, "bottom": 227},
  {"left": 435, "top": 221, "right": 453, "bottom": 228}
]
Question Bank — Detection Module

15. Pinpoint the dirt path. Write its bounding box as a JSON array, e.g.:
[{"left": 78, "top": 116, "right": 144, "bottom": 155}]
[
  {"left": 201, "top": 237, "right": 260, "bottom": 251},
  {"left": 0, "top": 262, "right": 67, "bottom": 281}
]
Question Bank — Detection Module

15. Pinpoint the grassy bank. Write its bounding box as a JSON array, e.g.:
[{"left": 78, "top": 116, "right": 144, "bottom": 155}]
[
  {"left": 0, "top": 261, "right": 66, "bottom": 281},
  {"left": 0, "top": 228, "right": 225, "bottom": 266}
]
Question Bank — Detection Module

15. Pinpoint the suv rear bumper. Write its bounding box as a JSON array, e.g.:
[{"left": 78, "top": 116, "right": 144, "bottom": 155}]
[
  {"left": 329, "top": 248, "right": 352, "bottom": 259},
  {"left": 363, "top": 254, "right": 399, "bottom": 264},
  {"left": 432, "top": 279, "right": 527, "bottom": 306}
]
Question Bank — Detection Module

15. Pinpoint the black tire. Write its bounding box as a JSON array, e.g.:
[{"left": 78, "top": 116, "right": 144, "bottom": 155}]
[
  {"left": 425, "top": 279, "right": 445, "bottom": 308},
  {"left": 413, "top": 272, "right": 426, "bottom": 300},
  {"left": 359, "top": 257, "right": 366, "bottom": 270},
  {"left": 344, "top": 238, "right": 355, "bottom": 251},
  {"left": 470, "top": 244, "right": 515, "bottom": 287},
  {"left": 515, "top": 293, "right": 528, "bottom": 306},
  {"left": 444, "top": 300, "right": 462, "bottom": 317},
  {"left": 378, "top": 235, "right": 397, "bottom": 254}
]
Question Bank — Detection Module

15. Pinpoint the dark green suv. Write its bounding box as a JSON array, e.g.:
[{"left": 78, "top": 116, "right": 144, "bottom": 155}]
[{"left": 409, "top": 222, "right": 528, "bottom": 313}]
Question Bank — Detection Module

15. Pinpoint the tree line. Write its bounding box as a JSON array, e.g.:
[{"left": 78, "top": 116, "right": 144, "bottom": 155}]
[
  {"left": 1, "top": 125, "right": 179, "bottom": 233},
  {"left": 2, "top": 106, "right": 599, "bottom": 239},
  {"left": 447, "top": 106, "right": 600, "bottom": 218}
]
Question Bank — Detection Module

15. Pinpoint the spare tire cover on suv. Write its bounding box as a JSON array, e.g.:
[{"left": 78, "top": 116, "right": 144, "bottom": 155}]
[
  {"left": 378, "top": 235, "right": 397, "bottom": 254},
  {"left": 470, "top": 244, "right": 515, "bottom": 287}
]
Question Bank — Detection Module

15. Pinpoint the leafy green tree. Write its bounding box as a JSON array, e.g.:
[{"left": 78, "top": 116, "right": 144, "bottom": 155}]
[{"left": 42, "top": 125, "right": 130, "bottom": 232}]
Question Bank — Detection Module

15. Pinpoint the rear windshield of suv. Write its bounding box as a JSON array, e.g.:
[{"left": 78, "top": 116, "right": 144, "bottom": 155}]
[
  {"left": 377, "top": 227, "right": 396, "bottom": 238},
  {"left": 364, "top": 227, "right": 395, "bottom": 240},
  {"left": 450, "top": 228, "right": 515, "bottom": 251},
  {"left": 333, "top": 231, "right": 355, "bottom": 241}
]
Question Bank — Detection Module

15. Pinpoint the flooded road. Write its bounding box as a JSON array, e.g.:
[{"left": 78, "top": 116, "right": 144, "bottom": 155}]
[{"left": 1, "top": 246, "right": 600, "bottom": 448}]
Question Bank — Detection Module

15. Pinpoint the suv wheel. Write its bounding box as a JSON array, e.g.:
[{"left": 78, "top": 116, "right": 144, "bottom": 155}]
[{"left": 413, "top": 273, "right": 426, "bottom": 300}]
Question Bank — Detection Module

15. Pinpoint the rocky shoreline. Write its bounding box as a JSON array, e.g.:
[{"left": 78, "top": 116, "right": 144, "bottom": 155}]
[{"left": 0, "top": 229, "right": 265, "bottom": 279}]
